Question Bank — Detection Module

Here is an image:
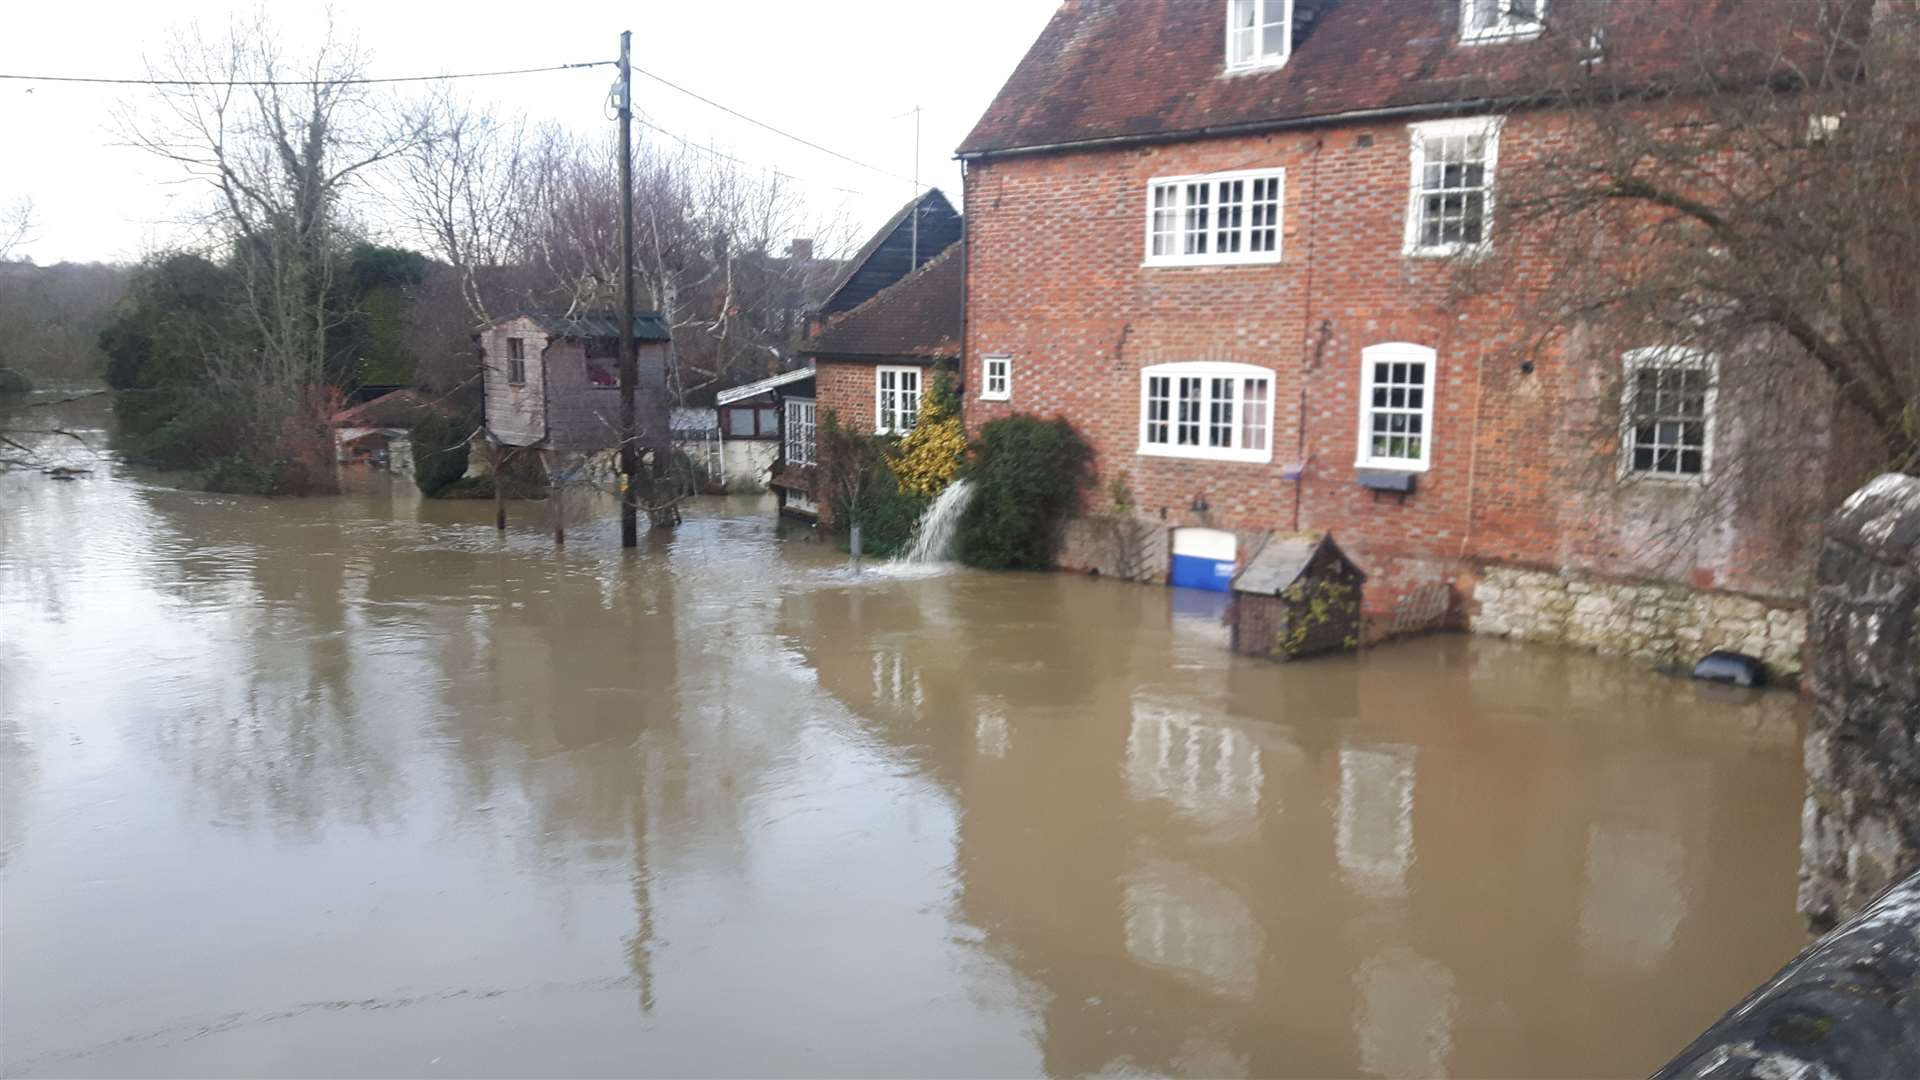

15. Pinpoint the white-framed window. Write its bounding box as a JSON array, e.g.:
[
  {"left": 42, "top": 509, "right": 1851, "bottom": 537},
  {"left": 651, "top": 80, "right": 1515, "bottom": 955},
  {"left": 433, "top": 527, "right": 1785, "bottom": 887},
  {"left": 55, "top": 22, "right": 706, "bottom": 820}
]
[
  {"left": 981, "top": 355, "right": 1011, "bottom": 401},
  {"left": 876, "top": 366, "right": 921, "bottom": 435},
  {"left": 786, "top": 490, "right": 819, "bottom": 515},
  {"left": 1404, "top": 117, "right": 1501, "bottom": 257},
  {"left": 506, "top": 337, "right": 527, "bottom": 386},
  {"left": 1138, "top": 361, "right": 1274, "bottom": 464},
  {"left": 1461, "top": 0, "right": 1545, "bottom": 42},
  {"left": 1356, "top": 343, "right": 1436, "bottom": 472},
  {"left": 1145, "top": 168, "right": 1285, "bottom": 267},
  {"left": 1226, "top": 0, "right": 1294, "bottom": 70},
  {"left": 1620, "top": 347, "right": 1715, "bottom": 481},
  {"left": 784, "top": 398, "right": 816, "bottom": 467}
]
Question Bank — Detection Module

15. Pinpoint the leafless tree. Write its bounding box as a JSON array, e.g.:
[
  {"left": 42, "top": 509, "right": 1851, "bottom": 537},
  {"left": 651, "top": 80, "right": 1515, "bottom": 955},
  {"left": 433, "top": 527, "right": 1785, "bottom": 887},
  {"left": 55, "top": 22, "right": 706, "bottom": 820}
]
[
  {"left": 1451, "top": 0, "right": 1920, "bottom": 578},
  {"left": 119, "top": 12, "right": 424, "bottom": 487},
  {"left": 0, "top": 198, "right": 32, "bottom": 262}
]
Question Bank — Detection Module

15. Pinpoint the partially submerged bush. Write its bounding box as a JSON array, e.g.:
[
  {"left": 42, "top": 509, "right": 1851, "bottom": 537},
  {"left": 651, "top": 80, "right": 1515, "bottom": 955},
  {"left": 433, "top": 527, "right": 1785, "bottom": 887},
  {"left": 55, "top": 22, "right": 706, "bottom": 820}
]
[
  {"left": 817, "top": 408, "right": 925, "bottom": 558},
  {"left": 893, "top": 373, "right": 965, "bottom": 497},
  {"left": 412, "top": 409, "right": 476, "bottom": 497},
  {"left": 957, "top": 415, "right": 1092, "bottom": 571}
]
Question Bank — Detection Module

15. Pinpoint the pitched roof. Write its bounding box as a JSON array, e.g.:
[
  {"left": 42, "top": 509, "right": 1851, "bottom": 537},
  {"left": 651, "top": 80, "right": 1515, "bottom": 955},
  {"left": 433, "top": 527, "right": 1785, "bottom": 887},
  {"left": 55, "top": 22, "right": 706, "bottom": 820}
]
[
  {"left": 959, "top": 0, "right": 1834, "bottom": 159},
  {"left": 493, "top": 313, "right": 672, "bottom": 342},
  {"left": 800, "top": 244, "right": 963, "bottom": 363},
  {"left": 1233, "top": 533, "right": 1365, "bottom": 595},
  {"left": 818, "top": 189, "right": 962, "bottom": 316},
  {"left": 332, "top": 388, "right": 457, "bottom": 428}
]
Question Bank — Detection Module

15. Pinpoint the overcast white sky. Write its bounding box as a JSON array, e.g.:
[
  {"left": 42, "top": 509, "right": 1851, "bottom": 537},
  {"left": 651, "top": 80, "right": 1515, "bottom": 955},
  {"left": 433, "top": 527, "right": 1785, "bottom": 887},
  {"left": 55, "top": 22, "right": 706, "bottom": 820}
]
[{"left": 2, "top": 1, "right": 1059, "bottom": 265}]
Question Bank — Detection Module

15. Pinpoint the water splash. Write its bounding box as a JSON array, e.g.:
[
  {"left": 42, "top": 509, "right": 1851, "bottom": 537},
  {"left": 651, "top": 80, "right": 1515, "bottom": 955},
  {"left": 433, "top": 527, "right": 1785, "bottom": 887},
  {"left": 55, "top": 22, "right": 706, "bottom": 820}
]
[{"left": 894, "top": 479, "right": 975, "bottom": 566}]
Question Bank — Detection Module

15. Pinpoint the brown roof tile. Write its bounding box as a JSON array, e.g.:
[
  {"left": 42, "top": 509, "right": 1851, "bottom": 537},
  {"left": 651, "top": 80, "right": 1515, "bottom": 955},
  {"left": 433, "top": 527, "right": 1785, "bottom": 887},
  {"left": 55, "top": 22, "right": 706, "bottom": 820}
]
[
  {"left": 958, "top": 0, "right": 1834, "bottom": 158},
  {"left": 800, "top": 245, "right": 963, "bottom": 362}
]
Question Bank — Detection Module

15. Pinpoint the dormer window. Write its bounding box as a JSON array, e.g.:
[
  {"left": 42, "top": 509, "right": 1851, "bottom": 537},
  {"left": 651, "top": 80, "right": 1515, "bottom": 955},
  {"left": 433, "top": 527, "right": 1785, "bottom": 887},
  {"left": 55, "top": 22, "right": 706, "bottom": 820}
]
[
  {"left": 1462, "top": 0, "right": 1544, "bottom": 43},
  {"left": 1226, "top": 0, "right": 1293, "bottom": 71}
]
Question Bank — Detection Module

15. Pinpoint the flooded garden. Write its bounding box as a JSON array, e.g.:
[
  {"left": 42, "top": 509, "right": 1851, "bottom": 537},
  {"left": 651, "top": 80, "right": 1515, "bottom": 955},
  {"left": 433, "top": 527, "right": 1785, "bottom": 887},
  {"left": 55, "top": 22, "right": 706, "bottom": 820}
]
[{"left": 1, "top": 400, "right": 1811, "bottom": 1078}]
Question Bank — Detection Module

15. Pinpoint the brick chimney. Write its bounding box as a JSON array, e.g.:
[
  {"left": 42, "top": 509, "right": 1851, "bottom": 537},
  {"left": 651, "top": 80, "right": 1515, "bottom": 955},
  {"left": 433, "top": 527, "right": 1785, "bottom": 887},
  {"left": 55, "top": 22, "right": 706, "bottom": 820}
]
[{"left": 788, "top": 238, "right": 814, "bottom": 263}]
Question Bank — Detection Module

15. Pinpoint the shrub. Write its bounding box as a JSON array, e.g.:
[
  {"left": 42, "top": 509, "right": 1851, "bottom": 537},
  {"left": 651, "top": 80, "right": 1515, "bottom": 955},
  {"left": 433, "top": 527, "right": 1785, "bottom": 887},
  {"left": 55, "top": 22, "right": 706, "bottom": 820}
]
[
  {"left": 956, "top": 415, "right": 1093, "bottom": 571},
  {"left": 893, "top": 373, "right": 965, "bottom": 497},
  {"left": 412, "top": 409, "right": 476, "bottom": 497},
  {"left": 817, "top": 408, "right": 926, "bottom": 558}
]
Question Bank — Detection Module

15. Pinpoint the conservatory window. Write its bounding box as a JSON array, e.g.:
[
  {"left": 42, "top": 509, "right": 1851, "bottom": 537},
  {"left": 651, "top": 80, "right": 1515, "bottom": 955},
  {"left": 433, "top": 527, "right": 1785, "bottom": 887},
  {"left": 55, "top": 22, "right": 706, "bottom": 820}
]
[{"left": 784, "top": 398, "right": 816, "bottom": 467}]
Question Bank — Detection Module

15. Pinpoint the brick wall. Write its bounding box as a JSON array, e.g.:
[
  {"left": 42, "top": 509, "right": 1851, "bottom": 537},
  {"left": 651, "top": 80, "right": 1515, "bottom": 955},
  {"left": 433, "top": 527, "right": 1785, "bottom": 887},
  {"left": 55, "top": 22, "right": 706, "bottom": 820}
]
[
  {"left": 815, "top": 358, "right": 878, "bottom": 435},
  {"left": 962, "top": 112, "right": 1856, "bottom": 619}
]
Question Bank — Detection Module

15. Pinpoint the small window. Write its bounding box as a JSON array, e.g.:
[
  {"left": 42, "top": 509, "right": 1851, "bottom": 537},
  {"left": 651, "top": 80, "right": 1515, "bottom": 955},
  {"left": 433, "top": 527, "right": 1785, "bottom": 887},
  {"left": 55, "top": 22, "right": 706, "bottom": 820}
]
[
  {"left": 1621, "top": 348, "right": 1714, "bottom": 481},
  {"left": 1145, "top": 169, "right": 1285, "bottom": 267},
  {"left": 876, "top": 366, "right": 922, "bottom": 435},
  {"left": 727, "top": 407, "right": 756, "bottom": 438},
  {"left": 1357, "top": 343, "right": 1436, "bottom": 472},
  {"left": 981, "top": 355, "right": 1011, "bottom": 401},
  {"left": 785, "top": 398, "right": 817, "bottom": 466},
  {"left": 1226, "top": 0, "right": 1294, "bottom": 70},
  {"left": 1138, "top": 362, "right": 1275, "bottom": 464},
  {"left": 1461, "top": 0, "right": 1544, "bottom": 42},
  {"left": 1405, "top": 118, "right": 1501, "bottom": 257},
  {"left": 506, "top": 337, "right": 527, "bottom": 386}
]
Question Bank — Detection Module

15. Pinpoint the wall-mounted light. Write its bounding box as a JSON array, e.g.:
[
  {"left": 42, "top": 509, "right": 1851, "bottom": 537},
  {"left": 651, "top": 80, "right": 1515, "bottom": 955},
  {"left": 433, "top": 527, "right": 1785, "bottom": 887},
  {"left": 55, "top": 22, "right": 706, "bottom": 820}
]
[{"left": 1190, "top": 494, "right": 1210, "bottom": 514}]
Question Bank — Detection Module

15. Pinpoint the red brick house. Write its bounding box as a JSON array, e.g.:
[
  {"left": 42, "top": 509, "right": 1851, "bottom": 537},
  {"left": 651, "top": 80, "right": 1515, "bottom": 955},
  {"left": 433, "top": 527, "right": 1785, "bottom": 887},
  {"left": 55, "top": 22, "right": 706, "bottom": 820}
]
[
  {"left": 780, "top": 191, "right": 964, "bottom": 521},
  {"left": 956, "top": 0, "right": 1871, "bottom": 672}
]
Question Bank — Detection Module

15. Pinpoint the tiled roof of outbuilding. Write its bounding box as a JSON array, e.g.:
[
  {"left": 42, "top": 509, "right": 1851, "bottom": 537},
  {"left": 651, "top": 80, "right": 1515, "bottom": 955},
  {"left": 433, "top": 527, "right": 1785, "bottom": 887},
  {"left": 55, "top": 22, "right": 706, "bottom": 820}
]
[
  {"left": 958, "top": 0, "right": 1835, "bottom": 159},
  {"left": 800, "top": 245, "right": 962, "bottom": 363}
]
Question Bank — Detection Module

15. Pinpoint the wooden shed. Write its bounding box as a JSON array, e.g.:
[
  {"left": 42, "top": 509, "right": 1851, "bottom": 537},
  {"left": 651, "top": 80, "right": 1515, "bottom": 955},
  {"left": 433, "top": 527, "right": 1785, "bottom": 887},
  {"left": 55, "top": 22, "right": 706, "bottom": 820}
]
[{"left": 1229, "top": 533, "right": 1366, "bottom": 661}]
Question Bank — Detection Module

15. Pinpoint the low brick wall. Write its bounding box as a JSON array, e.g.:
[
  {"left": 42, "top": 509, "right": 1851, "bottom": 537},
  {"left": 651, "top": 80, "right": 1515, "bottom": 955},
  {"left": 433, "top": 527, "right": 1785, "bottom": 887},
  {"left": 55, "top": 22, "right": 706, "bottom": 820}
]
[{"left": 1471, "top": 566, "right": 1806, "bottom": 676}]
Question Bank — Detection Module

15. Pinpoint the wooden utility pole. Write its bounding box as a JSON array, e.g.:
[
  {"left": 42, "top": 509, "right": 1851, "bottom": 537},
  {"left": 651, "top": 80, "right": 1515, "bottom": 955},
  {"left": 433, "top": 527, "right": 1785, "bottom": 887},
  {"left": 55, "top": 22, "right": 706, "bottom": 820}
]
[{"left": 617, "top": 30, "right": 640, "bottom": 549}]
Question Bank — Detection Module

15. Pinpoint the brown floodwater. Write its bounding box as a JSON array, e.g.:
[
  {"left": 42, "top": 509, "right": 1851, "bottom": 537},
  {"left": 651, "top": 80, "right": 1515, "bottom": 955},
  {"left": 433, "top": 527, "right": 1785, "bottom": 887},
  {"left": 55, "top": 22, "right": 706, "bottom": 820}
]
[{"left": 1, "top": 399, "right": 1811, "bottom": 1078}]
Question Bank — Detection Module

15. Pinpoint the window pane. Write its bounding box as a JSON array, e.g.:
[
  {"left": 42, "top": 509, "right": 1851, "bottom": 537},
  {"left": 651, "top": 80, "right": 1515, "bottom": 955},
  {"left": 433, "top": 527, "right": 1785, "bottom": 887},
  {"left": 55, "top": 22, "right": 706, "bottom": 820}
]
[
  {"left": 759, "top": 407, "right": 777, "bottom": 433},
  {"left": 728, "top": 409, "right": 755, "bottom": 437},
  {"left": 1177, "top": 377, "right": 1203, "bottom": 445},
  {"left": 1242, "top": 377, "right": 1269, "bottom": 451}
]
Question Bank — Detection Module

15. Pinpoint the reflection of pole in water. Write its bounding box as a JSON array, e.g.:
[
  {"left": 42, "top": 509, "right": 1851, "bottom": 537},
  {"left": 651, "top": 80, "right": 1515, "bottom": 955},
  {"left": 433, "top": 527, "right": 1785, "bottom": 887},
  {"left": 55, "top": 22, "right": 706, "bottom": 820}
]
[{"left": 625, "top": 749, "right": 657, "bottom": 1015}]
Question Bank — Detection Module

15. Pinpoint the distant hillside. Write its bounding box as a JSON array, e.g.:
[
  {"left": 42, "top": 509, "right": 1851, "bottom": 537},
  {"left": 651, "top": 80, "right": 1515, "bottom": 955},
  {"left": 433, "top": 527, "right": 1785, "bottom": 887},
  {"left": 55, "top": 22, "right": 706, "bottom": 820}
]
[{"left": 0, "top": 260, "right": 132, "bottom": 385}]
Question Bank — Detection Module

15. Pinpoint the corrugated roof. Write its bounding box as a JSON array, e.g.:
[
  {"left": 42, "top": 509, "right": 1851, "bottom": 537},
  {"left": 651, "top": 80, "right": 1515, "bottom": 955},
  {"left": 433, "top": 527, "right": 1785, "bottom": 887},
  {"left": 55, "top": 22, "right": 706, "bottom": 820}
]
[
  {"left": 959, "top": 0, "right": 1841, "bottom": 159},
  {"left": 800, "top": 244, "right": 963, "bottom": 362},
  {"left": 331, "top": 388, "right": 457, "bottom": 428},
  {"left": 716, "top": 365, "right": 817, "bottom": 405},
  {"left": 493, "top": 313, "right": 672, "bottom": 342}
]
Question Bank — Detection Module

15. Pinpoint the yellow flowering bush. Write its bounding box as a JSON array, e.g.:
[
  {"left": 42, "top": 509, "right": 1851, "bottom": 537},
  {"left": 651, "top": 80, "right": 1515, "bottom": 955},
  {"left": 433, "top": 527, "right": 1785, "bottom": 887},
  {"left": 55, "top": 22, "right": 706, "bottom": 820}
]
[{"left": 891, "top": 373, "right": 966, "bottom": 497}]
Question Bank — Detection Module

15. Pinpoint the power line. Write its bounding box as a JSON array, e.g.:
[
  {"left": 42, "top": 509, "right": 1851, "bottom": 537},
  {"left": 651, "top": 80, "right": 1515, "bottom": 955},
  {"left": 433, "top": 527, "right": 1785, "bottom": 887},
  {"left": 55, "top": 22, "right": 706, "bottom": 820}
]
[
  {"left": 0, "top": 61, "right": 612, "bottom": 88},
  {"left": 629, "top": 64, "right": 919, "bottom": 186},
  {"left": 634, "top": 113, "right": 870, "bottom": 198}
]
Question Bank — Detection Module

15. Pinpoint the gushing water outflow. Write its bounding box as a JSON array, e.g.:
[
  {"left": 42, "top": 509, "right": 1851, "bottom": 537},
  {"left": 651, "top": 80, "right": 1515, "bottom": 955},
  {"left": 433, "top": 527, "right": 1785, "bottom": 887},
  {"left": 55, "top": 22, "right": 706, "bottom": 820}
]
[{"left": 895, "top": 479, "right": 975, "bottom": 566}]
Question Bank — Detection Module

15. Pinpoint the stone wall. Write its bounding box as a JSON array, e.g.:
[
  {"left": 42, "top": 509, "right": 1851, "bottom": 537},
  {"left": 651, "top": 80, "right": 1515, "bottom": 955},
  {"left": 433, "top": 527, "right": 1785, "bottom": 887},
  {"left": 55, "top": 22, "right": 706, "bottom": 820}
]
[
  {"left": 1471, "top": 565, "right": 1807, "bottom": 676},
  {"left": 1799, "top": 473, "right": 1920, "bottom": 932}
]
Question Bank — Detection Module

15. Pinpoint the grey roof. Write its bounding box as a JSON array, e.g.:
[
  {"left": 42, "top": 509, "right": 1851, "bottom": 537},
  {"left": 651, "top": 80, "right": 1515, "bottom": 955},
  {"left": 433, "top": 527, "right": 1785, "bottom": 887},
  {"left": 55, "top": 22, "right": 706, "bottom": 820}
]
[
  {"left": 1232, "top": 533, "right": 1364, "bottom": 595},
  {"left": 716, "top": 365, "right": 816, "bottom": 405},
  {"left": 499, "top": 313, "right": 672, "bottom": 342}
]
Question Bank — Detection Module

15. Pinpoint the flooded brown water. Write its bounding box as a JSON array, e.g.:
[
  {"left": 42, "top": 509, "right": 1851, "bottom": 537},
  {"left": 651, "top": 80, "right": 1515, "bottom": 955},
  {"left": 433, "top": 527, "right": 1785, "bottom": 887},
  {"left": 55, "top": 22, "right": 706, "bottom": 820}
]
[{"left": 2, "top": 400, "right": 1811, "bottom": 1078}]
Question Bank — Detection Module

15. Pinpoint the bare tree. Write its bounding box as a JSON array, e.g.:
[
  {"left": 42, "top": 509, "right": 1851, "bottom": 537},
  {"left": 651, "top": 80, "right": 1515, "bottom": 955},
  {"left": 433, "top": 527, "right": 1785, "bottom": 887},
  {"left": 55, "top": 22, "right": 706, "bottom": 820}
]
[
  {"left": 120, "top": 13, "right": 423, "bottom": 488},
  {"left": 0, "top": 198, "right": 32, "bottom": 262},
  {"left": 1447, "top": 0, "right": 1920, "bottom": 579}
]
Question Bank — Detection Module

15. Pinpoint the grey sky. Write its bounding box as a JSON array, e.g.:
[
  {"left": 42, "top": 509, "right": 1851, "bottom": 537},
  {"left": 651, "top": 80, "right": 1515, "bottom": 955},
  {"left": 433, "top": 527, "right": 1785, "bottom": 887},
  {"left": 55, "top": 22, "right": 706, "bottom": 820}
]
[{"left": 2, "top": 1, "right": 1059, "bottom": 265}]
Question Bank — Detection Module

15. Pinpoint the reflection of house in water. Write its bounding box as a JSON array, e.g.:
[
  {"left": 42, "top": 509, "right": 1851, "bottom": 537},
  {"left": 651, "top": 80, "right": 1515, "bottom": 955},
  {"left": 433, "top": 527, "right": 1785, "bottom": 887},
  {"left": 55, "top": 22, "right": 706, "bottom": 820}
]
[
  {"left": 1337, "top": 744, "right": 1417, "bottom": 899},
  {"left": 1123, "top": 854, "right": 1262, "bottom": 1000},
  {"left": 1126, "top": 697, "right": 1264, "bottom": 827},
  {"left": 1356, "top": 944, "right": 1457, "bottom": 1080},
  {"left": 1580, "top": 824, "right": 1687, "bottom": 970}
]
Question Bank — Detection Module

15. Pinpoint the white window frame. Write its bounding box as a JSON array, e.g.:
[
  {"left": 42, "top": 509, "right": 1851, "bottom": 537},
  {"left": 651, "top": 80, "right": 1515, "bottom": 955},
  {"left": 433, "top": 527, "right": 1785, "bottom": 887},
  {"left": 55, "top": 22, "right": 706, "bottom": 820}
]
[
  {"left": 1618, "top": 347, "right": 1716, "bottom": 484},
  {"left": 981, "top": 354, "right": 1011, "bottom": 401},
  {"left": 1461, "top": 0, "right": 1546, "bottom": 43},
  {"left": 1137, "top": 361, "right": 1275, "bottom": 465},
  {"left": 1356, "top": 343, "right": 1437, "bottom": 473},
  {"left": 875, "top": 366, "right": 921, "bottom": 435},
  {"left": 1403, "top": 117, "right": 1502, "bottom": 258},
  {"left": 1144, "top": 168, "right": 1286, "bottom": 268},
  {"left": 1225, "top": 0, "right": 1294, "bottom": 71},
  {"left": 784, "top": 397, "right": 816, "bottom": 467}
]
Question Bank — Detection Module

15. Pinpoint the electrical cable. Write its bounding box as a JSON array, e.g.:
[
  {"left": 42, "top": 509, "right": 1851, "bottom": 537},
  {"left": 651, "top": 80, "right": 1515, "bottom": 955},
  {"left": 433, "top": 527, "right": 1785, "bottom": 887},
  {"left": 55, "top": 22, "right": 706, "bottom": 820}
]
[{"left": 0, "top": 61, "right": 612, "bottom": 87}]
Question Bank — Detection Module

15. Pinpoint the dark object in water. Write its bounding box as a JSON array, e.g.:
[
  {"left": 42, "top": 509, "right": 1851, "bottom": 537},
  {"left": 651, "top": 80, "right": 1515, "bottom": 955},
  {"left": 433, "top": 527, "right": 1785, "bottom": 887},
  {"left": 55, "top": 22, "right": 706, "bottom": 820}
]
[{"left": 1692, "top": 650, "right": 1767, "bottom": 688}]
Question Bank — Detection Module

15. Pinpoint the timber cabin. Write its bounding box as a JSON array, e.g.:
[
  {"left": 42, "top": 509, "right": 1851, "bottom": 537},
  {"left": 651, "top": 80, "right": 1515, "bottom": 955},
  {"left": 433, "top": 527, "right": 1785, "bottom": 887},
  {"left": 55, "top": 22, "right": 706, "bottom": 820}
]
[{"left": 480, "top": 313, "right": 672, "bottom": 456}]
